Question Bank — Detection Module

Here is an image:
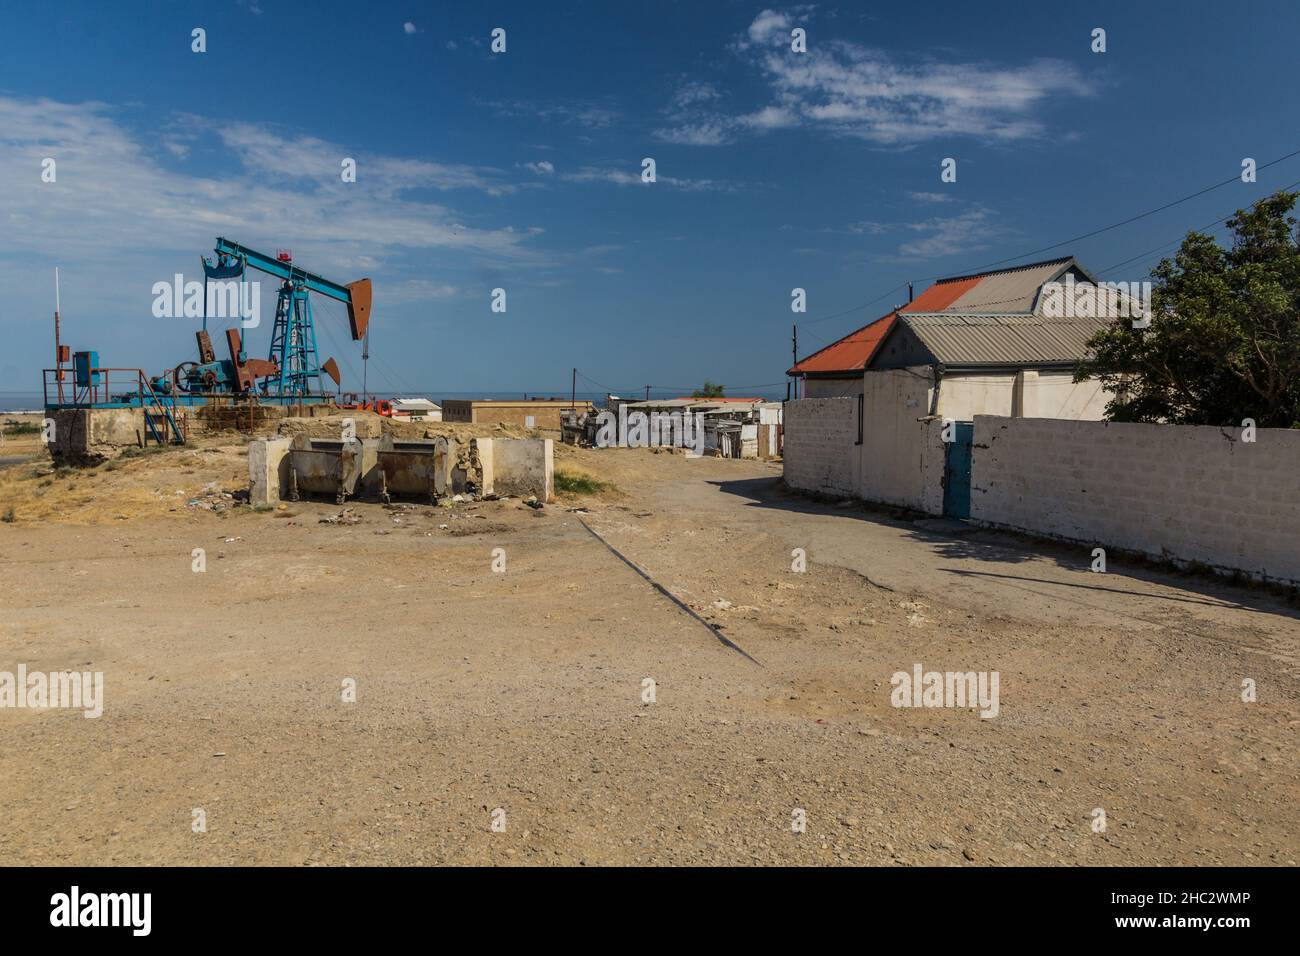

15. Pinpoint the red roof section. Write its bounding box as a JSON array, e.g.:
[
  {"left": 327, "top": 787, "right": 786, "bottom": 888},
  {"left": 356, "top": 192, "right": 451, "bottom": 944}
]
[
  {"left": 900, "top": 275, "right": 981, "bottom": 313},
  {"left": 787, "top": 312, "right": 896, "bottom": 375}
]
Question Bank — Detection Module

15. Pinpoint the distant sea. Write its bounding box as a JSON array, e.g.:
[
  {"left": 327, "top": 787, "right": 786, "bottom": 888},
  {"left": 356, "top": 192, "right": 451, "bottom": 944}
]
[{"left": 0, "top": 387, "right": 789, "bottom": 413}]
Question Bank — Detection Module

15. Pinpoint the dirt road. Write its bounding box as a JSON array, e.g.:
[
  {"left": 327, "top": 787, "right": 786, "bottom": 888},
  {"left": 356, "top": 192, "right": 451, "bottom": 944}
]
[{"left": 0, "top": 449, "right": 1296, "bottom": 865}]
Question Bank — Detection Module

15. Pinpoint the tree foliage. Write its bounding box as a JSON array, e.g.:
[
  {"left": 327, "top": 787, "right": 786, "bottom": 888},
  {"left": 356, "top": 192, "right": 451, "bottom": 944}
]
[
  {"left": 1076, "top": 190, "right": 1300, "bottom": 427},
  {"left": 692, "top": 380, "right": 725, "bottom": 398}
]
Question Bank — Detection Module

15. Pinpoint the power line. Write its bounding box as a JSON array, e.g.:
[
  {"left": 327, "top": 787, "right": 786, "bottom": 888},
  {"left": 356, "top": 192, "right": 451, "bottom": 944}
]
[
  {"left": 958, "top": 149, "right": 1300, "bottom": 273},
  {"left": 800, "top": 147, "right": 1300, "bottom": 329},
  {"left": 1095, "top": 175, "right": 1300, "bottom": 277}
]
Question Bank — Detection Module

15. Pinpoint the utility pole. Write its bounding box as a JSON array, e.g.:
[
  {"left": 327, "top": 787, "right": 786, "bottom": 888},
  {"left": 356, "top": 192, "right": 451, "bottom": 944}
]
[
  {"left": 645, "top": 384, "right": 650, "bottom": 401},
  {"left": 791, "top": 323, "right": 798, "bottom": 401},
  {"left": 571, "top": 368, "right": 576, "bottom": 410}
]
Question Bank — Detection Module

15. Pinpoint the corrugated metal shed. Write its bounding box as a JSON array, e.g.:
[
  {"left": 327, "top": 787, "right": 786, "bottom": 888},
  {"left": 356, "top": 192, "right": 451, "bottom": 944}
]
[{"left": 899, "top": 312, "right": 1109, "bottom": 367}]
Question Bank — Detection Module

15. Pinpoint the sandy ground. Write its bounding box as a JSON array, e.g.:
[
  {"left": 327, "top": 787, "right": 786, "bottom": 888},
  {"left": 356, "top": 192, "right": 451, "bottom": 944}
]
[{"left": 0, "top": 436, "right": 1296, "bottom": 866}]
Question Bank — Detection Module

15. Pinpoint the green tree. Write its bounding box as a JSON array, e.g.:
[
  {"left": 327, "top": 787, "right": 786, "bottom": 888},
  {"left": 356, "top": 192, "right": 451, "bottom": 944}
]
[
  {"left": 691, "top": 381, "right": 725, "bottom": 398},
  {"left": 1075, "top": 190, "right": 1300, "bottom": 427}
]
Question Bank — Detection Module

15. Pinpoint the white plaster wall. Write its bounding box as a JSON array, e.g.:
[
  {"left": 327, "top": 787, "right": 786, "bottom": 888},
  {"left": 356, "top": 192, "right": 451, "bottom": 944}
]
[
  {"left": 972, "top": 416, "right": 1300, "bottom": 585},
  {"left": 783, "top": 398, "right": 859, "bottom": 496},
  {"left": 859, "top": 368, "right": 945, "bottom": 513}
]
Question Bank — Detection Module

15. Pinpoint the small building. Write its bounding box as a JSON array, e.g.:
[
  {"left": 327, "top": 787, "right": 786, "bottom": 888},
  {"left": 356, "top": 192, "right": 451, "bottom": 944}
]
[
  {"left": 784, "top": 256, "right": 1114, "bottom": 516},
  {"left": 442, "top": 398, "right": 593, "bottom": 432},
  {"left": 618, "top": 397, "right": 782, "bottom": 459},
  {"left": 390, "top": 397, "right": 442, "bottom": 422}
]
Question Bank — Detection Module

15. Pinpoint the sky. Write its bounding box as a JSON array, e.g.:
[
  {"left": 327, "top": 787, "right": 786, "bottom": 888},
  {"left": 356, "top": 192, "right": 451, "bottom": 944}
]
[{"left": 2, "top": 0, "right": 1298, "bottom": 405}]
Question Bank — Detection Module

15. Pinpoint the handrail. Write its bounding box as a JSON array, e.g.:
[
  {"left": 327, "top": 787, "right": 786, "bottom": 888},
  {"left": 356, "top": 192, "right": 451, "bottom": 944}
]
[{"left": 42, "top": 367, "right": 186, "bottom": 445}]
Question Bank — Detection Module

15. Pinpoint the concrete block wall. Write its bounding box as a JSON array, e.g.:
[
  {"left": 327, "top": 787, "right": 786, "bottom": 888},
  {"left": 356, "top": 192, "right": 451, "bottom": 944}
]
[
  {"left": 248, "top": 437, "right": 292, "bottom": 506},
  {"left": 972, "top": 416, "right": 1300, "bottom": 585},
  {"left": 783, "top": 398, "right": 859, "bottom": 497},
  {"left": 475, "top": 438, "right": 554, "bottom": 500},
  {"left": 47, "top": 407, "right": 145, "bottom": 462},
  {"left": 251, "top": 436, "right": 471, "bottom": 504},
  {"left": 859, "top": 369, "right": 945, "bottom": 514}
]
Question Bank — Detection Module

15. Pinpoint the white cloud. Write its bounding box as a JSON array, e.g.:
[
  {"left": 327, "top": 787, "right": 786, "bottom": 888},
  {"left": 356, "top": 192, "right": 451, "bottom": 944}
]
[
  {"left": 485, "top": 98, "right": 620, "bottom": 129},
  {"left": 403, "top": 22, "right": 417, "bottom": 35},
  {"left": 559, "top": 165, "right": 734, "bottom": 192},
  {"left": 522, "top": 160, "right": 554, "bottom": 175},
  {"left": 908, "top": 191, "right": 955, "bottom": 203},
  {"left": 0, "top": 96, "right": 542, "bottom": 273},
  {"left": 382, "top": 279, "right": 460, "bottom": 304},
  {"left": 654, "top": 80, "right": 734, "bottom": 146},
  {"left": 653, "top": 122, "right": 731, "bottom": 147},
  {"left": 737, "top": 104, "right": 799, "bottom": 130},
  {"left": 671, "top": 81, "right": 721, "bottom": 109},
  {"left": 213, "top": 121, "right": 521, "bottom": 196},
  {"left": 897, "top": 207, "right": 999, "bottom": 258},
  {"left": 745, "top": 9, "right": 791, "bottom": 46},
  {"left": 713, "top": 10, "right": 1094, "bottom": 146}
]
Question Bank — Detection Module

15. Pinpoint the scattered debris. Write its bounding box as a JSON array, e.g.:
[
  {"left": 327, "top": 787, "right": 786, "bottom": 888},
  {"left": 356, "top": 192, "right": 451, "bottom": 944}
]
[{"left": 319, "top": 509, "right": 361, "bottom": 525}]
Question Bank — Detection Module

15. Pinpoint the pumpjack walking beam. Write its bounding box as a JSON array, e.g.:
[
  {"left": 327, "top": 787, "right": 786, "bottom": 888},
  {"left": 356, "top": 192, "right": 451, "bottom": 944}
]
[{"left": 203, "top": 238, "right": 371, "bottom": 399}]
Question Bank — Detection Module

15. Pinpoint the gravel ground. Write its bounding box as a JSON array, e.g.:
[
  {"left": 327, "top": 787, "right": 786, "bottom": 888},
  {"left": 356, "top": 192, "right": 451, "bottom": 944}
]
[{"left": 0, "top": 448, "right": 1296, "bottom": 865}]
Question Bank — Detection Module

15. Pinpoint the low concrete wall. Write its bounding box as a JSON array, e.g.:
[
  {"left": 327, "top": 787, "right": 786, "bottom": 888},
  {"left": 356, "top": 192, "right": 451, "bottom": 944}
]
[
  {"left": 251, "top": 435, "right": 554, "bottom": 503},
  {"left": 248, "top": 437, "right": 292, "bottom": 506},
  {"left": 972, "top": 416, "right": 1300, "bottom": 585},
  {"left": 783, "top": 398, "right": 858, "bottom": 496},
  {"left": 47, "top": 408, "right": 145, "bottom": 462},
  {"left": 475, "top": 438, "right": 554, "bottom": 500},
  {"left": 860, "top": 369, "right": 946, "bottom": 514}
]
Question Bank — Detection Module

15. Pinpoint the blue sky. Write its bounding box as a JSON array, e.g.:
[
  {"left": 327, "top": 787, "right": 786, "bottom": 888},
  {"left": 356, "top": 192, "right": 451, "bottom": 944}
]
[{"left": 2, "top": 0, "right": 1298, "bottom": 403}]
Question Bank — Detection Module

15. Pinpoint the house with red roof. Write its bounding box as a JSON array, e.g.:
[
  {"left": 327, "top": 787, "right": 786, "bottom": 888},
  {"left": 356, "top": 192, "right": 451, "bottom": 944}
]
[{"left": 785, "top": 257, "right": 1118, "bottom": 517}]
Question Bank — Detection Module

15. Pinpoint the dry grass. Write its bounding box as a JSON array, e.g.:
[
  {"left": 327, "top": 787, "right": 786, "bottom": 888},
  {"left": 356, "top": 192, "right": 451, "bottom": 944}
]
[{"left": 0, "top": 441, "right": 248, "bottom": 525}]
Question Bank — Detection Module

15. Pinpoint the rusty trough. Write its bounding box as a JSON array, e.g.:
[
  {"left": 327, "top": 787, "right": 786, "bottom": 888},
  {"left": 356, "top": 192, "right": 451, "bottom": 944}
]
[
  {"left": 287, "top": 434, "right": 363, "bottom": 504},
  {"left": 376, "top": 434, "right": 455, "bottom": 504}
]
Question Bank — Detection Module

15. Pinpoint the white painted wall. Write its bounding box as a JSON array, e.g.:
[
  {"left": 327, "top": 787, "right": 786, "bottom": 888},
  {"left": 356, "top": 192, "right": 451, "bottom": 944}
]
[
  {"left": 935, "top": 370, "right": 1108, "bottom": 421},
  {"left": 859, "top": 367, "right": 946, "bottom": 513},
  {"left": 783, "top": 398, "right": 859, "bottom": 496},
  {"left": 1019, "top": 371, "right": 1108, "bottom": 420},
  {"left": 972, "top": 416, "right": 1300, "bottom": 585},
  {"left": 786, "top": 367, "right": 1110, "bottom": 514},
  {"left": 803, "top": 377, "right": 864, "bottom": 399}
]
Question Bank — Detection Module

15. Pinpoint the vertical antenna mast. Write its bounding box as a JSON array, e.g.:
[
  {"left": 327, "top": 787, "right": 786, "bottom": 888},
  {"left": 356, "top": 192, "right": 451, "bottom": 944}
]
[{"left": 54, "top": 267, "right": 65, "bottom": 404}]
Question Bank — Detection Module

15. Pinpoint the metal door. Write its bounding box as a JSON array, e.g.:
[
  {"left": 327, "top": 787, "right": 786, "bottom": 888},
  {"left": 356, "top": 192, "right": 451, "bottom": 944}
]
[{"left": 942, "top": 421, "right": 974, "bottom": 519}]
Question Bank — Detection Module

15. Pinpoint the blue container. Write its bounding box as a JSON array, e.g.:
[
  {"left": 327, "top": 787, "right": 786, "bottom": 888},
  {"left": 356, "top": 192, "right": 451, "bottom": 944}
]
[{"left": 74, "top": 351, "right": 100, "bottom": 388}]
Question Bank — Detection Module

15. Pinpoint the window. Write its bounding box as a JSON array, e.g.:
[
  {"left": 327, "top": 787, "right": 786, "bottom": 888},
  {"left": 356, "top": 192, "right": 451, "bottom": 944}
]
[{"left": 855, "top": 393, "right": 864, "bottom": 445}]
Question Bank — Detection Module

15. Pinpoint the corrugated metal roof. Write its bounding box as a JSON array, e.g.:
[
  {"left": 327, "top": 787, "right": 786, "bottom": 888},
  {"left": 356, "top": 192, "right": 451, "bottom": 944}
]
[
  {"left": 787, "top": 312, "right": 895, "bottom": 375},
  {"left": 899, "top": 312, "right": 1108, "bottom": 366},
  {"left": 790, "top": 257, "right": 1093, "bottom": 375},
  {"left": 941, "top": 259, "right": 1072, "bottom": 312}
]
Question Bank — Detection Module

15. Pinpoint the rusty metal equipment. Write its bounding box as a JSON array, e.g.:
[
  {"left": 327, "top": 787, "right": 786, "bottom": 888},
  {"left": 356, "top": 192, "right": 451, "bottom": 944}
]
[
  {"left": 287, "top": 434, "right": 363, "bottom": 504},
  {"left": 203, "top": 237, "right": 370, "bottom": 399},
  {"left": 376, "top": 435, "right": 455, "bottom": 505}
]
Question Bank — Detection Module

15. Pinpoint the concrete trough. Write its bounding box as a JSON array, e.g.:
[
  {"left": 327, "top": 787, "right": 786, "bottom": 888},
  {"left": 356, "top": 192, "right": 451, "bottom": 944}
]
[
  {"left": 288, "top": 434, "right": 363, "bottom": 504},
  {"left": 376, "top": 435, "right": 455, "bottom": 504}
]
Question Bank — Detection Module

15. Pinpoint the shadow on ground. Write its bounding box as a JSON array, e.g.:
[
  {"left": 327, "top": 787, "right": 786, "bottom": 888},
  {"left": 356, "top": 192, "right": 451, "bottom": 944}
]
[{"left": 712, "top": 475, "right": 1300, "bottom": 623}]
